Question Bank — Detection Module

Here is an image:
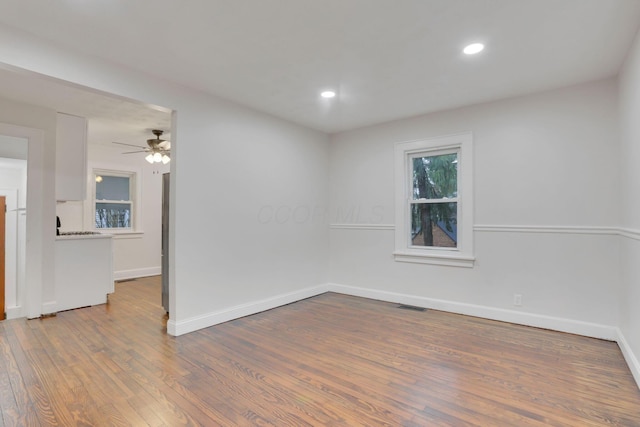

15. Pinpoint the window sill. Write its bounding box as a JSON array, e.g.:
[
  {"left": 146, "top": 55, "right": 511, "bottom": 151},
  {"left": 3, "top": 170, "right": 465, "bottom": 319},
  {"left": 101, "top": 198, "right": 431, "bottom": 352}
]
[
  {"left": 101, "top": 231, "right": 144, "bottom": 240},
  {"left": 393, "top": 250, "right": 475, "bottom": 268}
]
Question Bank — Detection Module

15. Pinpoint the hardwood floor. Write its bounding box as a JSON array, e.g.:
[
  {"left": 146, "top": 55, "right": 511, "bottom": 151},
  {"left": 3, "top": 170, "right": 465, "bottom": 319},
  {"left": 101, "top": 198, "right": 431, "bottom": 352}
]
[{"left": 0, "top": 276, "right": 638, "bottom": 426}]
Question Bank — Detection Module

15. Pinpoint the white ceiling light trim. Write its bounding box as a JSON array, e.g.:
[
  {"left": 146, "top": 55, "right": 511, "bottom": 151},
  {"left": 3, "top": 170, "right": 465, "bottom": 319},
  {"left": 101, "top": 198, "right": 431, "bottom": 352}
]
[
  {"left": 463, "top": 43, "right": 485, "bottom": 55},
  {"left": 320, "top": 90, "right": 336, "bottom": 99}
]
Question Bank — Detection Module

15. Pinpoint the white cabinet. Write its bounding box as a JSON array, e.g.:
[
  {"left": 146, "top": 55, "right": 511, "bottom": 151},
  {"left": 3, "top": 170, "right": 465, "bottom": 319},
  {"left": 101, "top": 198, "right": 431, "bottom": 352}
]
[
  {"left": 54, "top": 235, "right": 113, "bottom": 312},
  {"left": 56, "top": 112, "right": 87, "bottom": 201}
]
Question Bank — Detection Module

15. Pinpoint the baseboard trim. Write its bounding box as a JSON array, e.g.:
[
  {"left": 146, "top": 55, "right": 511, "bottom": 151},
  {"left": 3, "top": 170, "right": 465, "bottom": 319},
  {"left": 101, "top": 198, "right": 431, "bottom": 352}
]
[
  {"left": 326, "top": 283, "right": 618, "bottom": 341},
  {"left": 114, "top": 267, "right": 161, "bottom": 281},
  {"left": 167, "top": 284, "right": 330, "bottom": 336},
  {"left": 616, "top": 328, "right": 640, "bottom": 390},
  {"left": 169, "top": 281, "right": 617, "bottom": 340},
  {"left": 41, "top": 301, "right": 57, "bottom": 316},
  {"left": 5, "top": 305, "right": 23, "bottom": 320},
  {"left": 164, "top": 280, "right": 639, "bottom": 389}
]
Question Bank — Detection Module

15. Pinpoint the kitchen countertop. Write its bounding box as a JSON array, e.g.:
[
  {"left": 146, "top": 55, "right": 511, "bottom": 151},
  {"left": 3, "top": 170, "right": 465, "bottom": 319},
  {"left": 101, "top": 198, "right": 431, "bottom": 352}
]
[{"left": 56, "top": 232, "right": 113, "bottom": 240}]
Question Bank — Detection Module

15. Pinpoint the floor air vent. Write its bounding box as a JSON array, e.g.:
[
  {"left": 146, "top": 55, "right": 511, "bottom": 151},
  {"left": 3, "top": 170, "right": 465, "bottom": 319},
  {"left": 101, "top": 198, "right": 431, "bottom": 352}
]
[{"left": 397, "top": 304, "right": 427, "bottom": 312}]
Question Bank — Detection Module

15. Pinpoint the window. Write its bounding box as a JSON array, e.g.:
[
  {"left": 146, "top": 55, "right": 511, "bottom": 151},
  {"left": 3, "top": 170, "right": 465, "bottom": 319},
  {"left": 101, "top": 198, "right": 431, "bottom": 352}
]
[
  {"left": 394, "top": 133, "right": 474, "bottom": 267},
  {"left": 93, "top": 170, "right": 135, "bottom": 230},
  {"left": 410, "top": 151, "right": 458, "bottom": 248}
]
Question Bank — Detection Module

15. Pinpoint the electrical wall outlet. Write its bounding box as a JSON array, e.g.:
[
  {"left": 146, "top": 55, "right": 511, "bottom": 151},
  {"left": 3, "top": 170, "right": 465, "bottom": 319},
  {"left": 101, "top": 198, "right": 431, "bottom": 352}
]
[{"left": 513, "top": 294, "right": 523, "bottom": 306}]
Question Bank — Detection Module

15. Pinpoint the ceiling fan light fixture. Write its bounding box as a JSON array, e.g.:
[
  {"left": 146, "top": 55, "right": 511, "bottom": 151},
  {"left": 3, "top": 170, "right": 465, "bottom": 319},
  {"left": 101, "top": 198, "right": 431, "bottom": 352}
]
[{"left": 115, "top": 129, "right": 171, "bottom": 164}]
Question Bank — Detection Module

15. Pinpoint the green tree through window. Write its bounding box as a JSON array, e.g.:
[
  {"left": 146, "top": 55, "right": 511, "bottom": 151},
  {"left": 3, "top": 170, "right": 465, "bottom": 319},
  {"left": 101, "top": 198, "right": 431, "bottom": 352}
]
[
  {"left": 92, "top": 170, "right": 135, "bottom": 230},
  {"left": 411, "top": 153, "right": 458, "bottom": 247}
]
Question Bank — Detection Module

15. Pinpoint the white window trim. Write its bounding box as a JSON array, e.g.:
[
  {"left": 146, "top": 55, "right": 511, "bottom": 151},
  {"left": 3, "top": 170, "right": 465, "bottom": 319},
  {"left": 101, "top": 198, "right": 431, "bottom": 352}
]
[
  {"left": 84, "top": 163, "right": 144, "bottom": 235},
  {"left": 394, "top": 132, "right": 474, "bottom": 267}
]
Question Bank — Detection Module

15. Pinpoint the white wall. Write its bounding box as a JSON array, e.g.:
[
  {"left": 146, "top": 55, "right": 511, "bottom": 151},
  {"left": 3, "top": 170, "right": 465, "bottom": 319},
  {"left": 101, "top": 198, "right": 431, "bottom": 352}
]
[
  {"left": 329, "top": 79, "right": 621, "bottom": 337},
  {"left": 0, "top": 135, "right": 28, "bottom": 160},
  {"left": 619, "top": 27, "right": 640, "bottom": 383},
  {"left": 0, "top": 95, "right": 57, "bottom": 317},
  {"left": 0, "top": 158, "right": 27, "bottom": 317},
  {"left": 56, "top": 137, "right": 170, "bottom": 280},
  {"left": 0, "top": 158, "right": 26, "bottom": 206},
  {"left": 173, "top": 99, "right": 329, "bottom": 333},
  {"left": 0, "top": 24, "right": 330, "bottom": 334}
]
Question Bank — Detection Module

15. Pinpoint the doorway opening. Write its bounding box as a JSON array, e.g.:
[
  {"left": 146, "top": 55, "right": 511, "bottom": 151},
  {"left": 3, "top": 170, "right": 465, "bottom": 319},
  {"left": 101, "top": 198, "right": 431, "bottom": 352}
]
[
  {"left": 0, "top": 137, "right": 28, "bottom": 319},
  {"left": 0, "top": 124, "right": 43, "bottom": 320},
  {"left": 0, "top": 66, "right": 174, "bottom": 324},
  {"left": 1, "top": 195, "right": 4, "bottom": 319}
]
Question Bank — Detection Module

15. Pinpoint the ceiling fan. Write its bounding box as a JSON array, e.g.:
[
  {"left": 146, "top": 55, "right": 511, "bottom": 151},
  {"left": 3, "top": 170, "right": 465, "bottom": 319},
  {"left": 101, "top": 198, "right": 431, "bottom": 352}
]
[{"left": 113, "top": 129, "right": 171, "bottom": 164}]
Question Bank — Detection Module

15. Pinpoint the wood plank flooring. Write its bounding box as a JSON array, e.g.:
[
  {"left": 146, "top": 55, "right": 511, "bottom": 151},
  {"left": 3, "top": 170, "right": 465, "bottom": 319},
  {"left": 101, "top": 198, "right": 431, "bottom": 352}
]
[{"left": 0, "top": 276, "right": 639, "bottom": 426}]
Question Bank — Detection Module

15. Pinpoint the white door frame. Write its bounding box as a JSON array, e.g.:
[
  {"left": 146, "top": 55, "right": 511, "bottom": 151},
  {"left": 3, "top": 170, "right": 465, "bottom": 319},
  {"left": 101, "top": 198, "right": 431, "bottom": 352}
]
[
  {"left": 0, "top": 123, "right": 45, "bottom": 318},
  {"left": 0, "top": 188, "right": 20, "bottom": 317}
]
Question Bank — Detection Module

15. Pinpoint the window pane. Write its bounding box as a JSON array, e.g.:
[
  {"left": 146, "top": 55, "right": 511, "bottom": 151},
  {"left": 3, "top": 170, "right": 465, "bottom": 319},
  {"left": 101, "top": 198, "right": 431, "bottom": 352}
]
[
  {"left": 96, "top": 175, "right": 130, "bottom": 201},
  {"left": 95, "top": 202, "right": 131, "bottom": 228},
  {"left": 410, "top": 202, "right": 457, "bottom": 247},
  {"left": 412, "top": 153, "right": 457, "bottom": 200}
]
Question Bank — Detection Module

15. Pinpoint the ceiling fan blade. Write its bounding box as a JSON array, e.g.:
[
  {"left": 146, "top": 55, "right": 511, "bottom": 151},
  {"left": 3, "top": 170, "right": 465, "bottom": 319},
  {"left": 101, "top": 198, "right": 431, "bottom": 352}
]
[
  {"left": 122, "top": 150, "right": 148, "bottom": 154},
  {"left": 113, "top": 141, "right": 147, "bottom": 149}
]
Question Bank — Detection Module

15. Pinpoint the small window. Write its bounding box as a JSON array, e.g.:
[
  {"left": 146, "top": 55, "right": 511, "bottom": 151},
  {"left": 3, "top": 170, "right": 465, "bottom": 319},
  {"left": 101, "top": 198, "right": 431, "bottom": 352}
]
[
  {"left": 394, "top": 133, "right": 474, "bottom": 267},
  {"left": 410, "top": 151, "right": 458, "bottom": 249},
  {"left": 93, "top": 170, "right": 135, "bottom": 230}
]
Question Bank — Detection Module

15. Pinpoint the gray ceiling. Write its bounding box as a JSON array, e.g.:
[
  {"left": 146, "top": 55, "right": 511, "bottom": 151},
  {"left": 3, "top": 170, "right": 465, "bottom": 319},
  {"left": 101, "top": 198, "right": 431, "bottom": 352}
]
[
  {"left": 0, "top": 68, "right": 171, "bottom": 147},
  {"left": 0, "top": 0, "right": 639, "bottom": 135}
]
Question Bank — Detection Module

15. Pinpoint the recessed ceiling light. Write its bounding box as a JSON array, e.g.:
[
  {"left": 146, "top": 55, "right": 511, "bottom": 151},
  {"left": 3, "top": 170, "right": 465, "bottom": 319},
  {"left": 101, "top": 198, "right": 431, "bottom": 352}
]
[
  {"left": 463, "top": 43, "right": 485, "bottom": 55},
  {"left": 321, "top": 90, "right": 336, "bottom": 99}
]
